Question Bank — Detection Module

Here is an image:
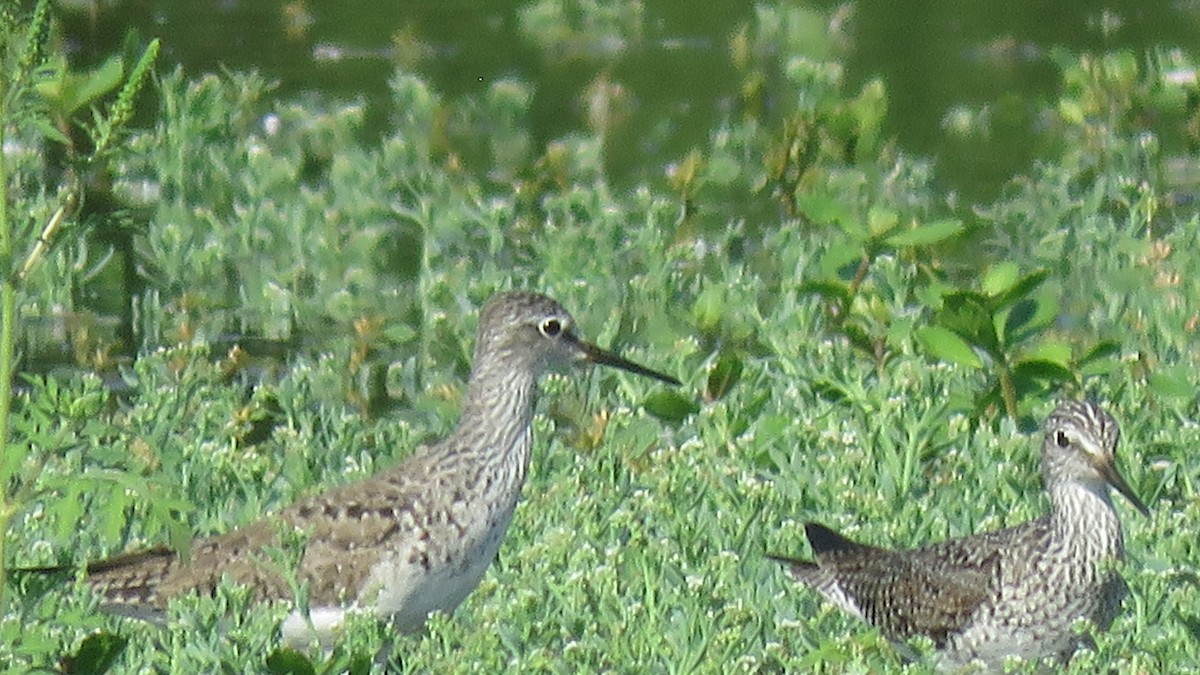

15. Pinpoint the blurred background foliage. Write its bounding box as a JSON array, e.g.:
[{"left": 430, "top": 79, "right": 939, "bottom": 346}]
[{"left": 1, "top": 0, "right": 1198, "bottom": 672}]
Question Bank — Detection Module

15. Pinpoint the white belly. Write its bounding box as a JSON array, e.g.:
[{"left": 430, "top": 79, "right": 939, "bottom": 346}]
[{"left": 281, "top": 500, "right": 518, "bottom": 650}]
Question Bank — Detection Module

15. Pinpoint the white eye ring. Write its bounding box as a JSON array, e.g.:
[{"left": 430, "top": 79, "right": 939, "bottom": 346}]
[
  {"left": 540, "top": 318, "right": 563, "bottom": 337},
  {"left": 1055, "top": 430, "right": 1070, "bottom": 448}
]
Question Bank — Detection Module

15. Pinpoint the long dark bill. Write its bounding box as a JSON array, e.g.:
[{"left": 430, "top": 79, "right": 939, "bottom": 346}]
[
  {"left": 1099, "top": 458, "right": 1151, "bottom": 517},
  {"left": 567, "top": 333, "right": 681, "bottom": 386}
]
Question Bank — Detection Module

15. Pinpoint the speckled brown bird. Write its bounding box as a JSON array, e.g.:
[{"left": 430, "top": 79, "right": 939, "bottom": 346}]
[
  {"left": 770, "top": 400, "right": 1148, "bottom": 671},
  {"left": 84, "top": 291, "right": 679, "bottom": 649}
]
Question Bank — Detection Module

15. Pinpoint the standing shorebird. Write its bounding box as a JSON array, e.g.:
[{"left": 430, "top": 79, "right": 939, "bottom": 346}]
[
  {"left": 81, "top": 291, "right": 679, "bottom": 648},
  {"left": 769, "top": 400, "right": 1149, "bottom": 671}
]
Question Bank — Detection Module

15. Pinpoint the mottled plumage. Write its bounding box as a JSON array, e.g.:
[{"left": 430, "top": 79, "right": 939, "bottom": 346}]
[
  {"left": 85, "top": 291, "right": 679, "bottom": 648},
  {"left": 771, "top": 401, "right": 1148, "bottom": 671}
]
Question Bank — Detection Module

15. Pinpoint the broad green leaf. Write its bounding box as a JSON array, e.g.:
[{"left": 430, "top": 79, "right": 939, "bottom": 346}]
[
  {"left": 1059, "top": 99, "right": 1086, "bottom": 125},
  {"left": 265, "top": 648, "right": 317, "bottom": 675},
  {"left": 798, "top": 279, "right": 851, "bottom": 306},
  {"left": 691, "top": 285, "right": 725, "bottom": 333},
  {"left": 642, "top": 390, "right": 700, "bottom": 424},
  {"left": 32, "top": 117, "right": 70, "bottom": 144},
  {"left": 916, "top": 325, "right": 983, "bottom": 369},
  {"left": 61, "top": 632, "right": 128, "bottom": 675},
  {"left": 795, "top": 191, "right": 854, "bottom": 229},
  {"left": 1004, "top": 293, "right": 1058, "bottom": 345},
  {"left": 384, "top": 324, "right": 417, "bottom": 343},
  {"left": 705, "top": 153, "right": 741, "bottom": 185},
  {"left": 866, "top": 206, "right": 899, "bottom": 239},
  {"left": 35, "top": 55, "right": 125, "bottom": 117},
  {"left": 69, "top": 55, "right": 125, "bottom": 113},
  {"left": 818, "top": 238, "right": 863, "bottom": 280},
  {"left": 1080, "top": 357, "right": 1120, "bottom": 377},
  {"left": 993, "top": 269, "right": 1051, "bottom": 310},
  {"left": 981, "top": 262, "right": 1020, "bottom": 297},
  {"left": 884, "top": 218, "right": 964, "bottom": 247},
  {"left": 1148, "top": 367, "right": 1194, "bottom": 401},
  {"left": 1079, "top": 339, "right": 1121, "bottom": 365},
  {"left": 1001, "top": 299, "right": 1034, "bottom": 344},
  {"left": 1022, "top": 340, "right": 1073, "bottom": 368},
  {"left": 842, "top": 321, "right": 876, "bottom": 357},
  {"left": 1011, "top": 358, "right": 1074, "bottom": 384},
  {"left": 936, "top": 291, "right": 999, "bottom": 356},
  {"left": 706, "top": 351, "right": 744, "bottom": 401}
]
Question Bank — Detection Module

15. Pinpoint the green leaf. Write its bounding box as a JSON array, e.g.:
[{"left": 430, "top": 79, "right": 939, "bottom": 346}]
[
  {"left": 35, "top": 54, "right": 125, "bottom": 118},
  {"left": 691, "top": 285, "right": 725, "bottom": 334},
  {"left": 70, "top": 55, "right": 125, "bottom": 113},
  {"left": 811, "top": 379, "right": 849, "bottom": 398},
  {"left": 1079, "top": 339, "right": 1121, "bottom": 365},
  {"left": 705, "top": 153, "right": 741, "bottom": 185},
  {"left": 344, "top": 654, "right": 375, "bottom": 675},
  {"left": 705, "top": 351, "right": 744, "bottom": 401},
  {"left": 818, "top": 238, "right": 863, "bottom": 280},
  {"left": 795, "top": 191, "right": 854, "bottom": 229},
  {"left": 1011, "top": 358, "right": 1075, "bottom": 384},
  {"left": 811, "top": 380, "right": 848, "bottom": 403},
  {"left": 1001, "top": 298, "right": 1035, "bottom": 344},
  {"left": 1022, "top": 340, "right": 1073, "bottom": 369},
  {"left": 265, "top": 648, "right": 317, "bottom": 675},
  {"left": 1003, "top": 294, "right": 1058, "bottom": 345},
  {"left": 1078, "top": 340, "right": 1121, "bottom": 376},
  {"left": 992, "top": 269, "right": 1051, "bottom": 310},
  {"left": 1148, "top": 366, "right": 1194, "bottom": 401},
  {"left": 842, "top": 321, "right": 877, "bottom": 358},
  {"left": 61, "top": 632, "right": 128, "bottom": 675},
  {"left": 936, "top": 291, "right": 999, "bottom": 356},
  {"left": 981, "top": 262, "right": 1020, "bottom": 297},
  {"left": 1059, "top": 98, "right": 1086, "bottom": 125},
  {"left": 915, "top": 325, "right": 983, "bottom": 369},
  {"left": 384, "top": 324, "right": 417, "bottom": 343},
  {"left": 642, "top": 390, "right": 700, "bottom": 425},
  {"left": 31, "top": 117, "right": 70, "bottom": 144},
  {"left": 798, "top": 279, "right": 850, "bottom": 306},
  {"left": 883, "top": 218, "right": 964, "bottom": 247},
  {"left": 866, "top": 206, "right": 899, "bottom": 239}
]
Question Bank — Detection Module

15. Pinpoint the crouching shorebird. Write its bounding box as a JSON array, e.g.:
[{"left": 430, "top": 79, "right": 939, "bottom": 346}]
[
  {"left": 80, "top": 291, "right": 679, "bottom": 649},
  {"left": 769, "top": 401, "right": 1149, "bottom": 671}
]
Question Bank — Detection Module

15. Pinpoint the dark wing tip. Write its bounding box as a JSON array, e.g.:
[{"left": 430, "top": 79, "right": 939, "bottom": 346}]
[
  {"left": 804, "top": 522, "right": 865, "bottom": 556},
  {"left": 764, "top": 552, "right": 820, "bottom": 583},
  {"left": 86, "top": 545, "right": 177, "bottom": 575}
]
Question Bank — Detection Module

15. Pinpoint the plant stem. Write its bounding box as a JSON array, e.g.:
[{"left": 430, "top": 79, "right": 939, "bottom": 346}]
[
  {"left": 848, "top": 251, "right": 872, "bottom": 298},
  {"left": 0, "top": 49, "right": 15, "bottom": 610},
  {"left": 998, "top": 364, "right": 1018, "bottom": 422},
  {"left": 0, "top": 286, "right": 14, "bottom": 611}
]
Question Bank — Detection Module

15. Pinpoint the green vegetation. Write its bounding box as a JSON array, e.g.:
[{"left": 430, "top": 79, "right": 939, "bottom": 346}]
[
  {"left": 2, "top": 2, "right": 1198, "bottom": 672},
  {"left": 1, "top": 2, "right": 161, "bottom": 662}
]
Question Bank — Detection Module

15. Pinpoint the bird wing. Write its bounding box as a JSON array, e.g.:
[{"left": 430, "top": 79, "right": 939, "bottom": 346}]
[
  {"left": 817, "top": 532, "right": 1006, "bottom": 645},
  {"left": 88, "top": 446, "right": 454, "bottom": 610}
]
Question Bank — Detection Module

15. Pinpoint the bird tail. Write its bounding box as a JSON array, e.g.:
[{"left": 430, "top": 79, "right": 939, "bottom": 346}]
[{"left": 764, "top": 552, "right": 822, "bottom": 584}]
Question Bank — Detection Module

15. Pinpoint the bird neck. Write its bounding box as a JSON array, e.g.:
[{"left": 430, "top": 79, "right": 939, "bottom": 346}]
[
  {"left": 1047, "top": 477, "right": 1125, "bottom": 560},
  {"left": 454, "top": 352, "right": 540, "bottom": 482}
]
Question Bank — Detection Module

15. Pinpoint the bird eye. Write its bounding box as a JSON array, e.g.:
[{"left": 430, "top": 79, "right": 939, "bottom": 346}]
[
  {"left": 540, "top": 318, "right": 562, "bottom": 337},
  {"left": 1055, "top": 430, "right": 1070, "bottom": 448}
]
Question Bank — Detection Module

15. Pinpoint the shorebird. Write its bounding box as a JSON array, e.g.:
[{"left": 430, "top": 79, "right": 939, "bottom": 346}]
[
  {"left": 769, "top": 400, "right": 1148, "bottom": 671},
  {"left": 80, "top": 290, "right": 679, "bottom": 649}
]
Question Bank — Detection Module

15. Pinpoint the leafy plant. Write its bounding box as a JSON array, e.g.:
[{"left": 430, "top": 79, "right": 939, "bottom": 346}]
[
  {"left": 801, "top": 208, "right": 965, "bottom": 368},
  {"left": 2, "top": 2, "right": 1197, "bottom": 671},
  {"left": 915, "top": 262, "right": 1119, "bottom": 421},
  {"left": 0, "top": 0, "right": 159, "bottom": 641}
]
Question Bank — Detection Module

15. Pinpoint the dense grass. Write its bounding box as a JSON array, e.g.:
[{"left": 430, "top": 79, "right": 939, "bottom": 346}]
[{"left": 3, "top": 3, "right": 1200, "bottom": 673}]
